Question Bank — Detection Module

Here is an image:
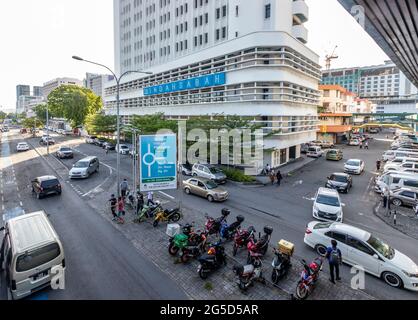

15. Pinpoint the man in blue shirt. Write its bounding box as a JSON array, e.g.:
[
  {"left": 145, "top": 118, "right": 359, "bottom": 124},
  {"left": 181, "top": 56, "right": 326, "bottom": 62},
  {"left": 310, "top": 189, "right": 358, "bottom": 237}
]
[{"left": 325, "top": 239, "right": 342, "bottom": 284}]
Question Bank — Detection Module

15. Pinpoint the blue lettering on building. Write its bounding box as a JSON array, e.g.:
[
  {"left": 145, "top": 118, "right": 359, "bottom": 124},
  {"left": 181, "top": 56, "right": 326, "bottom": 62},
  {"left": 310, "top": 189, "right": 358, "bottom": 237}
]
[{"left": 143, "top": 72, "right": 226, "bottom": 96}]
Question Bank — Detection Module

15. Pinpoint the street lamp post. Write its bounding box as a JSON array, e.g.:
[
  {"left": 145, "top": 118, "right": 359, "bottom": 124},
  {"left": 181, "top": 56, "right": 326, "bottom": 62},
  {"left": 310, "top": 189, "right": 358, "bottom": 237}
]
[{"left": 72, "top": 56, "right": 152, "bottom": 197}]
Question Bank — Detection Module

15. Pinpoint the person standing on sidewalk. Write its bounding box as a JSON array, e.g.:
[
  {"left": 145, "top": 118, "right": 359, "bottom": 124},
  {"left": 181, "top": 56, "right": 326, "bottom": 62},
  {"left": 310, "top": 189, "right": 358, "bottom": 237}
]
[
  {"left": 414, "top": 200, "right": 418, "bottom": 219},
  {"left": 136, "top": 191, "right": 144, "bottom": 215},
  {"left": 120, "top": 179, "right": 129, "bottom": 198},
  {"left": 117, "top": 196, "right": 126, "bottom": 223},
  {"left": 147, "top": 191, "right": 155, "bottom": 206},
  {"left": 382, "top": 187, "right": 389, "bottom": 209},
  {"left": 269, "top": 170, "right": 275, "bottom": 185},
  {"left": 325, "top": 240, "right": 342, "bottom": 284},
  {"left": 376, "top": 160, "right": 381, "bottom": 171},
  {"left": 276, "top": 170, "right": 283, "bottom": 187},
  {"left": 109, "top": 194, "right": 118, "bottom": 221}
]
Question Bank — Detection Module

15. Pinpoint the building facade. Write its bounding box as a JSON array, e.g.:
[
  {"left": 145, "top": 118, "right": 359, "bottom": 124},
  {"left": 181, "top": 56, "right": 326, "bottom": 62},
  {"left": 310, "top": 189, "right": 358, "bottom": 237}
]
[
  {"left": 16, "top": 95, "right": 45, "bottom": 115},
  {"left": 84, "top": 73, "right": 114, "bottom": 99},
  {"left": 317, "top": 85, "right": 353, "bottom": 144},
  {"left": 42, "top": 77, "right": 83, "bottom": 99},
  {"left": 33, "top": 86, "right": 43, "bottom": 97},
  {"left": 106, "top": 0, "right": 320, "bottom": 170},
  {"left": 322, "top": 60, "right": 418, "bottom": 99},
  {"left": 16, "top": 85, "right": 30, "bottom": 108}
]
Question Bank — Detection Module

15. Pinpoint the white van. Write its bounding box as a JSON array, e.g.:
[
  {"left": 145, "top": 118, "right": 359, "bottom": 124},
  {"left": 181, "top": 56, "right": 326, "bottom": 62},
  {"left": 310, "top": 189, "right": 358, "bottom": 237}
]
[
  {"left": 382, "top": 150, "right": 418, "bottom": 162},
  {"left": 0, "top": 211, "right": 65, "bottom": 300},
  {"left": 375, "top": 173, "right": 418, "bottom": 193},
  {"left": 307, "top": 146, "right": 323, "bottom": 158}
]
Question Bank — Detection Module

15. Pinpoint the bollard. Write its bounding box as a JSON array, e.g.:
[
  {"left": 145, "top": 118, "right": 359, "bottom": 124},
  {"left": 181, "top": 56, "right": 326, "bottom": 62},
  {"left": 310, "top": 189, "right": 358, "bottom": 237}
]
[{"left": 393, "top": 211, "right": 397, "bottom": 225}]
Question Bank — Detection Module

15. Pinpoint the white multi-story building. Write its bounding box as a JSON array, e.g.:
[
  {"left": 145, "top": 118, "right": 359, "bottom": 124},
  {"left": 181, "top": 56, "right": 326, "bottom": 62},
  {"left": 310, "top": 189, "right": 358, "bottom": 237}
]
[
  {"left": 105, "top": 0, "right": 321, "bottom": 168},
  {"left": 42, "top": 77, "right": 83, "bottom": 99},
  {"left": 16, "top": 95, "right": 44, "bottom": 115},
  {"left": 84, "top": 73, "right": 114, "bottom": 99}
]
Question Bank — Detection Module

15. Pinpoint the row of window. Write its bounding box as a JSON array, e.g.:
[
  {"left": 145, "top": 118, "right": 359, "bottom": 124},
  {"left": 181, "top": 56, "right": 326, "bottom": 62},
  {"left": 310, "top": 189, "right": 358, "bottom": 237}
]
[
  {"left": 117, "top": 47, "right": 322, "bottom": 89},
  {"left": 194, "top": 0, "right": 209, "bottom": 8},
  {"left": 175, "top": 4, "right": 188, "bottom": 17}
]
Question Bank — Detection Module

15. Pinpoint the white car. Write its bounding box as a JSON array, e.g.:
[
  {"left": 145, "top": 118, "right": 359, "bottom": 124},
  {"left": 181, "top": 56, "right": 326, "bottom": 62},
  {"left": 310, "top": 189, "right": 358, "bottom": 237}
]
[
  {"left": 304, "top": 221, "right": 418, "bottom": 291},
  {"left": 117, "top": 144, "right": 131, "bottom": 155},
  {"left": 385, "top": 162, "right": 418, "bottom": 174},
  {"left": 348, "top": 139, "right": 360, "bottom": 146},
  {"left": 344, "top": 159, "right": 365, "bottom": 175},
  {"left": 312, "top": 187, "right": 344, "bottom": 222},
  {"left": 16, "top": 142, "right": 30, "bottom": 152}
]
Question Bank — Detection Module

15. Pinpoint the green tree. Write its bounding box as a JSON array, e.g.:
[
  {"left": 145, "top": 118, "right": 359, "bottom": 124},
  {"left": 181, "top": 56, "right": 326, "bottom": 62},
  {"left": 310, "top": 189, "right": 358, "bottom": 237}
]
[
  {"left": 85, "top": 113, "right": 117, "bottom": 137},
  {"left": 33, "top": 103, "right": 49, "bottom": 122},
  {"left": 0, "top": 111, "right": 6, "bottom": 121},
  {"left": 22, "top": 117, "right": 44, "bottom": 129},
  {"left": 47, "top": 85, "right": 103, "bottom": 128}
]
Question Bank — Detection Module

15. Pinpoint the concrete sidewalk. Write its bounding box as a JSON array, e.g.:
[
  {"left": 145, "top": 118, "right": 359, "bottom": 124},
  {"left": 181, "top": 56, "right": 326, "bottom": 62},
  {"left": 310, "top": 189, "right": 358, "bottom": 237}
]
[
  {"left": 256, "top": 155, "right": 317, "bottom": 185},
  {"left": 374, "top": 201, "right": 418, "bottom": 240}
]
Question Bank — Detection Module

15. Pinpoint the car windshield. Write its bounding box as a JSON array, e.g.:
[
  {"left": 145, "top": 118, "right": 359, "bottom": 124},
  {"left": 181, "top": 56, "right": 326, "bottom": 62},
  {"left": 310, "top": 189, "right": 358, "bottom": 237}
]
[
  {"left": 41, "top": 179, "right": 59, "bottom": 188},
  {"left": 206, "top": 181, "right": 219, "bottom": 189},
  {"left": 316, "top": 194, "right": 340, "bottom": 207},
  {"left": 313, "top": 222, "right": 333, "bottom": 229},
  {"left": 60, "top": 148, "right": 71, "bottom": 152},
  {"left": 209, "top": 167, "right": 221, "bottom": 174},
  {"left": 331, "top": 175, "right": 347, "bottom": 183},
  {"left": 366, "top": 235, "right": 395, "bottom": 259},
  {"left": 74, "top": 161, "right": 89, "bottom": 168},
  {"left": 121, "top": 146, "right": 129, "bottom": 149},
  {"left": 346, "top": 160, "right": 360, "bottom": 166}
]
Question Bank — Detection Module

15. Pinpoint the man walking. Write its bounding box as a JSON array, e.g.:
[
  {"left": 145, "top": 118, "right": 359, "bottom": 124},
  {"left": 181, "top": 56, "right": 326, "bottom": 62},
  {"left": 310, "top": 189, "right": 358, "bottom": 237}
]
[
  {"left": 376, "top": 160, "right": 381, "bottom": 171},
  {"left": 147, "top": 191, "right": 155, "bottom": 206},
  {"left": 120, "top": 178, "right": 129, "bottom": 198},
  {"left": 269, "top": 170, "right": 275, "bottom": 185},
  {"left": 108, "top": 194, "right": 118, "bottom": 221},
  {"left": 325, "top": 240, "right": 342, "bottom": 284},
  {"left": 276, "top": 170, "right": 283, "bottom": 187}
]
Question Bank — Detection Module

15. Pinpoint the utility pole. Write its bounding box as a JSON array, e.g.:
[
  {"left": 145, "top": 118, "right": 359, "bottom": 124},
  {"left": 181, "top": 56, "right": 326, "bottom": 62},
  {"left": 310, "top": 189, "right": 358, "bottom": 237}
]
[{"left": 46, "top": 104, "right": 49, "bottom": 155}]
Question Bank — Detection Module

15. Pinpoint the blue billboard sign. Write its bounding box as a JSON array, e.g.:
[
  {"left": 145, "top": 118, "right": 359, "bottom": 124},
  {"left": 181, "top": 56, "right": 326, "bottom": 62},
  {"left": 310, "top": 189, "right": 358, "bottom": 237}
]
[
  {"left": 143, "top": 72, "right": 226, "bottom": 96},
  {"left": 139, "top": 134, "right": 177, "bottom": 192}
]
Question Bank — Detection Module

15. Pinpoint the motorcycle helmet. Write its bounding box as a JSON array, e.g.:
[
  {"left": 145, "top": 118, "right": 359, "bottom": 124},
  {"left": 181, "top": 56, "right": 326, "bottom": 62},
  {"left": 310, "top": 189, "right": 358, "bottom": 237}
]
[
  {"left": 207, "top": 247, "right": 216, "bottom": 255},
  {"left": 236, "top": 215, "right": 245, "bottom": 223},
  {"left": 263, "top": 226, "right": 274, "bottom": 235},
  {"left": 221, "top": 208, "right": 231, "bottom": 217},
  {"left": 309, "top": 262, "right": 319, "bottom": 272}
]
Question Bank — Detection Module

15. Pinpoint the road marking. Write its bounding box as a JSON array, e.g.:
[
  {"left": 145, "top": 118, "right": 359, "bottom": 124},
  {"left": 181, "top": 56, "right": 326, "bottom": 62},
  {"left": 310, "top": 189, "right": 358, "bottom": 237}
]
[
  {"left": 19, "top": 201, "right": 23, "bottom": 206},
  {"left": 158, "top": 191, "right": 176, "bottom": 200}
]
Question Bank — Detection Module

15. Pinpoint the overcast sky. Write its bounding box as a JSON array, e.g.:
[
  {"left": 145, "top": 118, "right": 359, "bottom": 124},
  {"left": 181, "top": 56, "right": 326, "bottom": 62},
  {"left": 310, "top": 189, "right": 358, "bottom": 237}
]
[{"left": 0, "top": 0, "right": 389, "bottom": 110}]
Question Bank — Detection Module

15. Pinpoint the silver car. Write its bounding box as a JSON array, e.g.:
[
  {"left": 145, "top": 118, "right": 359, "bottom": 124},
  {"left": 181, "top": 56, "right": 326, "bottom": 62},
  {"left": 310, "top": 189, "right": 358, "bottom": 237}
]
[
  {"left": 389, "top": 188, "right": 418, "bottom": 207},
  {"left": 192, "top": 164, "right": 227, "bottom": 184},
  {"left": 69, "top": 156, "right": 99, "bottom": 179}
]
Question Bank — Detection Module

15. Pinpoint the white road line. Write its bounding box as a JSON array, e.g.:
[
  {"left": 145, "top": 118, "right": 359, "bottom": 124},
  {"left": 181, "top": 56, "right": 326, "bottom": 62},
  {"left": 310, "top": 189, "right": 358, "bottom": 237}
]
[
  {"left": 20, "top": 201, "right": 23, "bottom": 206},
  {"left": 158, "top": 191, "right": 176, "bottom": 200}
]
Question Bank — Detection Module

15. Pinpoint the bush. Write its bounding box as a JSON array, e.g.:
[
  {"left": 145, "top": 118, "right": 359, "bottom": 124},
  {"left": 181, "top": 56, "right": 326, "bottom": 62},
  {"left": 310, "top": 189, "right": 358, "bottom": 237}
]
[{"left": 221, "top": 166, "right": 256, "bottom": 183}]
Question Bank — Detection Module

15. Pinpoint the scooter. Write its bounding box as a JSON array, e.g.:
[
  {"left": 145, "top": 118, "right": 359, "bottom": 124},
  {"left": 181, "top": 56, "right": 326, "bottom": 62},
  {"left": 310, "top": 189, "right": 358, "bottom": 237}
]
[
  {"left": 219, "top": 215, "right": 245, "bottom": 241},
  {"left": 233, "top": 255, "right": 265, "bottom": 292},
  {"left": 168, "top": 223, "right": 194, "bottom": 256},
  {"left": 205, "top": 208, "right": 231, "bottom": 235},
  {"left": 134, "top": 202, "right": 162, "bottom": 223},
  {"left": 153, "top": 207, "right": 181, "bottom": 227},
  {"left": 247, "top": 226, "right": 273, "bottom": 264},
  {"left": 232, "top": 226, "right": 256, "bottom": 256},
  {"left": 295, "top": 257, "right": 323, "bottom": 300},
  {"left": 271, "top": 244, "right": 293, "bottom": 284},
  {"left": 197, "top": 242, "right": 227, "bottom": 279},
  {"left": 180, "top": 229, "right": 208, "bottom": 263}
]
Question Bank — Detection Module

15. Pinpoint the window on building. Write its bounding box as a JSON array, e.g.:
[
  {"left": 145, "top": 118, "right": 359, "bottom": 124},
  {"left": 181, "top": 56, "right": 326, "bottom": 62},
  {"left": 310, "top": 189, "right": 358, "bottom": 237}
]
[
  {"left": 236, "top": 5, "right": 239, "bottom": 16},
  {"left": 216, "top": 8, "right": 220, "bottom": 19},
  {"left": 222, "top": 5, "right": 227, "bottom": 17},
  {"left": 222, "top": 27, "right": 226, "bottom": 38},
  {"left": 265, "top": 4, "right": 271, "bottom": 19},
  {"left": 215, "top": 29, "right": 220, "bottom": 40}
]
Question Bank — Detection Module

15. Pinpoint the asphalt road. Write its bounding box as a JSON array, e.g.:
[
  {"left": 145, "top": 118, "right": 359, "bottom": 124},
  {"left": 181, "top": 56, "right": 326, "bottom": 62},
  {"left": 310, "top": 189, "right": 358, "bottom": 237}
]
[
  {"left": 56, "top": 131, "right": 418, "bottom": 300},
  {"left": 0, "top": 130, "right": 188, "bottom": 300},
  {"left": 5, "top": 130, "right": 418, "bottom": 300}
]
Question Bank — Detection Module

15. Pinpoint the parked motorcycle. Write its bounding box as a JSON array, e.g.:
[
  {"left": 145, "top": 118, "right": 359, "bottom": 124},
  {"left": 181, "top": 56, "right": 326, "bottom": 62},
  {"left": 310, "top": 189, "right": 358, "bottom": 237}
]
[
  {"left": 197, "top": 242, "right": 227, "bottom": 279},
  {"left": 153, "top": 208, "right": 181, "bottom": 227},
  {"left": 295, "top": 257, "right": 323, "bottom": 300},
  {"left": 134, "top": 202, "right": 162, "bottom": 223},
  {"left": 233, "top": 255, "right": 265, "bottom": 292},
  {"left": 232, "top": 226, "right": 256, "bottom": 256},
  {"left": 247, "top": 226, "right": 273, "bottom": 263},
  {"left": 168, "top": 223, "right": 194, "bottom": 256},
  {"left": 271, "top": 240, "right": 294, "bottom": 284},
  {"left": 205, "top": 208, "right": 231, "bottom": 235},
  {"left": 220, "top": 215, "right": 245, "bottom": 241},
  {"left": 180, "top": 229, "right": 208, "bottom": 263}
]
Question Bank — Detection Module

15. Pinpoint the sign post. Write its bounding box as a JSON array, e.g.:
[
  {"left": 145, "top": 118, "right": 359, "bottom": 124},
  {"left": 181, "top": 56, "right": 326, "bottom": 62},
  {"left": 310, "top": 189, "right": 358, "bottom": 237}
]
[{"left": 139, "top": 134, "right": 177, "bottom": 192}]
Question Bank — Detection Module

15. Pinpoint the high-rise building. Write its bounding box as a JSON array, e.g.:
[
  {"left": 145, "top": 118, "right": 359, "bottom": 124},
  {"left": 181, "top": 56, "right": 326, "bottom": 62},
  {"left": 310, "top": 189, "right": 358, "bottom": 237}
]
[
  {"left": 16, "top": 96, "right": 44, "bottom": 115},
  {"left": 42, "top": 77, "right": 83, "bottom": 99},
  {"left": 105, "top": 0, "right": 320, "bottom": 168},
  {"left": 33, "top": 86, "right": 43, "bottom": 97},
  {"left": 322, "top": 60, "right": 418, "bottom": 99},
  {"left": 16, "top": 85, "right": 30, "bottom": 107},
  {"left": 84, "top": 73, "right": 114, "bottom": 99}
]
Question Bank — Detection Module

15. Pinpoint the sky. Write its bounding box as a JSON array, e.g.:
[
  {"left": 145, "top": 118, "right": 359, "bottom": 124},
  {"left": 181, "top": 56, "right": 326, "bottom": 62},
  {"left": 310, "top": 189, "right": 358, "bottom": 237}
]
[{"left": 0, "top": 0, "right": 390, "bottom": 111}]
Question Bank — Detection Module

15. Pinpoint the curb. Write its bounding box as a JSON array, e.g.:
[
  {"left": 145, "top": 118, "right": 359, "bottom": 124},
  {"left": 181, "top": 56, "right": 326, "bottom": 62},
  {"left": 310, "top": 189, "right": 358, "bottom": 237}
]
[{"left": 373, "top": 201, "right": 418, "bottom": 241}]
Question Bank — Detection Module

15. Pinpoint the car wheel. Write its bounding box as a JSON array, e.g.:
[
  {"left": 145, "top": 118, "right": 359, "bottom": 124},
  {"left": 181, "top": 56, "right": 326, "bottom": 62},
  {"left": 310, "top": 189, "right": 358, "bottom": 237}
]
[
  {"left": 382, "top": 272, "right": 403, "bottom": 289},
  {"left": 207, "top": 195, "right": 214, "bottom": 202},
  {"left": 392, "top": 199, "right": 402, "bottom": 207},
  {"left": 315, "top": 244, "right": 327, "bottom": 257},
  {"left": 185, "top": 188, "right": 191, "bottom": 195}
]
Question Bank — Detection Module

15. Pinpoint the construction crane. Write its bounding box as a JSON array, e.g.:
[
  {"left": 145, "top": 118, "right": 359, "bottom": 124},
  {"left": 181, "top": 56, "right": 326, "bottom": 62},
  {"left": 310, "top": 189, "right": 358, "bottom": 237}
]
[{"left": 325, "top": 45, "right": 339, "bottom": 70}]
